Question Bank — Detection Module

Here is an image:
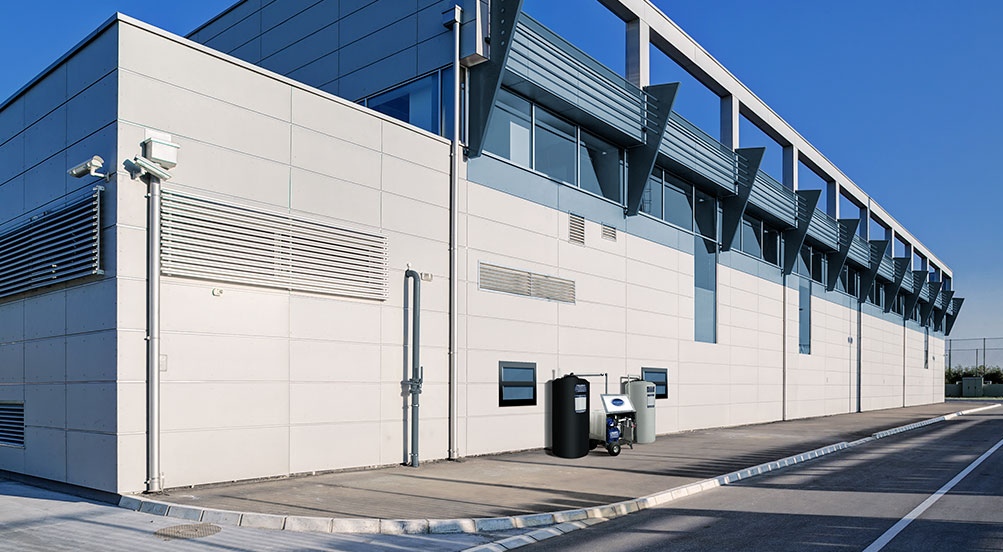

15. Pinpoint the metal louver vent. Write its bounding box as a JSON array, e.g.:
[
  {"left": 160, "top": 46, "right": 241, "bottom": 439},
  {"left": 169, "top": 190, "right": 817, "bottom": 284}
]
[
  {"left": 569, "top": 213, "right": 585, "bottom": 245},
  {"left": 0, "top": 403, "right": 25, "bottom": 447},
  {"left": 161, "top": 189, "right": 388, "bottom": 300},
  {"left": 0, "top": 187, "right": 103, "bottom": 300},
  {"left": 601, "top": 224, "right": 617, "bottom": 241},
  {"left": 479, "top": 262, "right": 575, "bottom": 304}
]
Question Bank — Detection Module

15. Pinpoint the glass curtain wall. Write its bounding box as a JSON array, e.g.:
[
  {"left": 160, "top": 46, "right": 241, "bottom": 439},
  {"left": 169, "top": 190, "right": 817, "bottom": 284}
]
[{"left": 484, "top": 88, "right": 622, "bottom": 203}]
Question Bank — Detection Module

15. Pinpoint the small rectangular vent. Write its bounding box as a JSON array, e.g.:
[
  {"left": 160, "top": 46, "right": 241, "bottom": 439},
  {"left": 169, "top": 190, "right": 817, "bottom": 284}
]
[
  {"left": 0, "top": 188, "right": 103, "bottom": 300},
  {"left": 161, "top": 189, "right": 388, "bottom": 300},
  {"left": 0, "top": 402, "right": 25, "bottom": 448},
  {"left": 569, "top": 213, "right": 585, "bottom": 245},
  {"left": 601, "top": 224, "right": 617, "bottom": 241},
  {"left": 479, "top": 262, "right": 575, "bottom": 303}
]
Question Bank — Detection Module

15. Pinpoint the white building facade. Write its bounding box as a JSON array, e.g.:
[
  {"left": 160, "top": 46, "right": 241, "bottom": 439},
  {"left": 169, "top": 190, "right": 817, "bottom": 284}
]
[{"left": 0, "top": 0, "right": 962, "bottom": 494}]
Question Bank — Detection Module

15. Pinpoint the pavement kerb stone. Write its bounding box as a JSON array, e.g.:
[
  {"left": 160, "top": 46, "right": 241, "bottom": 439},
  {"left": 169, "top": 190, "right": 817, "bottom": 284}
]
[{"left": 110, "top": 404, "right": 1000, "bottom": 547}]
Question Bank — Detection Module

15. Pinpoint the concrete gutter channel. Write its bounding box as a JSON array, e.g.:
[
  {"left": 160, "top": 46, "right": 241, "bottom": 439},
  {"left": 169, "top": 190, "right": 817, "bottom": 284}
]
[{"left": 118, "top": 403, "right": 1000, "bottom": 548}]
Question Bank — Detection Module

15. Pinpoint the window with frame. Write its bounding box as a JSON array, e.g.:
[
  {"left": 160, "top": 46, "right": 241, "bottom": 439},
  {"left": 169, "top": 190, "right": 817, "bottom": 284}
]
[
  {"left": 763, "top": 226, "right": 781, "bottom": 266},
  {"left": 741, "top": 215, "right": 763, "bottom": 258},
  {"left": 367, "top": 73, "right": 439, "bottom": 135},
  {"left": 799, "top": 277, "right": 811, "bottom": 354},
  {"left": 498, "top": 361, "right": 537, "bottom": 407},
  {"left": 695, "top": 235, "right": 717, "bottom": 343},
  {"left": 641, "top": 368, "right": 669, "bottom": 399}
]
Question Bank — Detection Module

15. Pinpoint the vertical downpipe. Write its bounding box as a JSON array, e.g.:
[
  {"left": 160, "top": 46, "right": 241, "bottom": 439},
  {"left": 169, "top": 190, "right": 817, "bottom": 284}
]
[
  {"left": 444, "top": 4, "right": 462, "bottom": 461},
  {"left": 404, "top": 270, "right": 422, "bottom": 467},
  {"left": 781, "top": 273, "right": 788, "bottom": 421},
  {"left": 146, "top": 176, "right": 162, "bottom": 493},
  {"left": 402, "top": 277, "right": 410, "bottom": 466},
  {"left": 857, "top": 302, "right": 862, "bottom": 412}
]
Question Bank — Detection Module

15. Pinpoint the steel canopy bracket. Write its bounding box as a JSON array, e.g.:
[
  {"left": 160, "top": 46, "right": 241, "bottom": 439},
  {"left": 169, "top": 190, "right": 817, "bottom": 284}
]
[
  {"left": 945, "top": 297, "right": 964, "bottom": 336},
  {"left": 624, "top": 82, "right": 679, "bottom": 216},
  {"left": 904, "top": 270, "right": 929, "bottom": 318},
  {"left": 826, "top": 218, "right": 860, "bottom": 291},
  {"left": 884, "top": 257, "right": 910, "bottom": 313},
  {"left": 857, "top": 239, "right": 889, "bottom": 303},
  {"left": 466, "top": 0, "right": 525, "bottom": 158},
  {"left": 933, "top": 289, "right": 955, "bottom": 329},
  {"left": 720, "top": 147, "right": 765, "bottom": 251},
  {"left": 782, "top": 189, "right": 821, "bottom": 275},
  {"left": 918, "top": 281, "right": 942, "bottom": 326}
]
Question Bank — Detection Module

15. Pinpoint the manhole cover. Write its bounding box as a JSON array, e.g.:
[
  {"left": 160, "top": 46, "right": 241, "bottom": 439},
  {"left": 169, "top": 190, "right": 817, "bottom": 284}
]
[{"left": 154, "top": 523, "right": 221, "bottom": 541}]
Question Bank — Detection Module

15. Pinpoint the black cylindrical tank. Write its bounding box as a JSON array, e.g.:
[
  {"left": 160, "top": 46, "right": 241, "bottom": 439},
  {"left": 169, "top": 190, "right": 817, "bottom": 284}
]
[{"left": 552, "top": 374, "right": 589, "bottom": 458}]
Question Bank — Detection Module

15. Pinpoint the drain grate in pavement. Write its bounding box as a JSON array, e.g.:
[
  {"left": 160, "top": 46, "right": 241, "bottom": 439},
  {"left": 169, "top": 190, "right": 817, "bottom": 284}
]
[{"left": 154, "top": 523, "right": 221, "bottom": 541}]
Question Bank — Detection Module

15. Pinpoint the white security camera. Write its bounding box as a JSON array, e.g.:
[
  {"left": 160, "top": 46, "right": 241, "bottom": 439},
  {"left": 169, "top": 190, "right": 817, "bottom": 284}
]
[
  {"left": 132, "top": 155, "right": 173, "bottom": 181},
  {"left": 68, "top": 155, "right": 106, "bottom": 179}
]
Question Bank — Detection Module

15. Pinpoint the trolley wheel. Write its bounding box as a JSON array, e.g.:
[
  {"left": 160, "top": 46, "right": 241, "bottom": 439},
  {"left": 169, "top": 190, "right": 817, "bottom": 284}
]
[
  {"left": 607, "top": 443, "right": 621, "bottom": 456},
  {"left": 589, "top": 439, "right": 599, "bottom": 450}
]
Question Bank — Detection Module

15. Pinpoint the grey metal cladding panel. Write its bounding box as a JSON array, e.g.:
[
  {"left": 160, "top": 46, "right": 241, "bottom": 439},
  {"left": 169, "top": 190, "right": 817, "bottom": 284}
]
[
  {"left": 661, "top": 113, "right": 736, "bottom": 192},
  {"left": 919, "top": 280, "right": 931, "bottom": 302},
  {"left": 206, "top": 11, "right": 262, "bottom": 54},
  {"left": 899, "top": 269, "right": 914, "bottom": 295},
  {"left": 507, "top": 20, "right": 644, "bottom": 141},
  {"left": 340, "top": 0, "right": 419, "bottom": 46},
  {"left": 260, "top": 0, "right": 341, "bottom": 59},
  {"left": 749, "top": 171, "right": 795, "bottom": 227},
  {"left": 339, "top": 16, "right": 418, "bottom": 76},
  {"left": 338, "top": 46, "right": 417, "bottom": 99},
  {"left": 286, "top": 50, "right": 340, "bottom": 89},
  {"left": 807, "top": 209, "right": 838, "bottom": 251},
  {"left": 848, "top": 234, "right": 869, "bottom": 266},
  {"left": 876, "top": 254, "right": 895, "bottom": 282},
  {"left": 194, "top": 0, "right": 263, "bottom": 44},
  {"left": 259, "top": 22, "right": 340, "bottom": 76},
  {"left": 261, "top": 0, "right": 329, "bottom": 34}
]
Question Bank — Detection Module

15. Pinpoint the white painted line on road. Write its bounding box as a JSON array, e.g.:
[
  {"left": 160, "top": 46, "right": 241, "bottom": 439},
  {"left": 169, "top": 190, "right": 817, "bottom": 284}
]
[{"left": 863, "top": 434, "right": 1003, "bottom": 552}]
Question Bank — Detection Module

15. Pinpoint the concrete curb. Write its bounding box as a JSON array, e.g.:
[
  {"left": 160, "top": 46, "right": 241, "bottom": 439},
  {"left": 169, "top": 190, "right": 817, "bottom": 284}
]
[{"left": 115, "top": 404, "right": 1001, "bottom": 542}]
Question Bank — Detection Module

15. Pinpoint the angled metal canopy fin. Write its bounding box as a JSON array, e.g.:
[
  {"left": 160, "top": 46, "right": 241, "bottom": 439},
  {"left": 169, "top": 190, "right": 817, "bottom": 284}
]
[
  {"left": 720, "top": 147, "right": 765, "bottom": 251},
  {"left": 920, "top": 281, "right": 943, "bottom": 326},
  {"left": 857, "top": 239, "right": 889, "bottom": 303},
  {"left": 467, "top": 0, "right": 525, "bottom": 158},
  {"left": 934, "top": 289, "right": 954, "bottom": 329},
  {"left": 945, "top": 297, "right": 964, "bottom": 336},
  {"left": 826, "top": 218, "right": 860, "bottom": 291},
  {"left": 625, "top": 83, "right": 679, "bottom": 216},
  {"left": 884, "top": 257, "right": 910, "bottom": 313},
  {"left": 904, "top": 271, "right": 929, "bottom": 318},
  {"left": 782, "top": 189, "right": 821, "bottom": 275}
]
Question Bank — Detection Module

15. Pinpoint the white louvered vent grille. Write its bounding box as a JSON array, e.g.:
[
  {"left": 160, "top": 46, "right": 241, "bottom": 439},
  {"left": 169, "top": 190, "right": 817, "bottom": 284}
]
[
  {"left": 569, "top": 213, "right": 585, "bottom": 245},
  {"left": 161, "top": 189, "right": 388, "bottom": 300},
  {"left": 0, "top": 403, "right": 25, "bottom": 447},
  {"left": 0, "top": 188, "right": 103, "bottom": 300},
  {"left": 601, "top": 224, "right": 617, "bottom": 241},
  {"left": 479, "top": 262, "right": 575, "bottom": 304}
]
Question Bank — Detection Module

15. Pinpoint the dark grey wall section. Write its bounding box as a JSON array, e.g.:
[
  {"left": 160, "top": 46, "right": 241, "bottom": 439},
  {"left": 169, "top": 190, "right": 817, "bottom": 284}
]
[{"left": 189, "top": 0, "right": 456, "bottom": 100}]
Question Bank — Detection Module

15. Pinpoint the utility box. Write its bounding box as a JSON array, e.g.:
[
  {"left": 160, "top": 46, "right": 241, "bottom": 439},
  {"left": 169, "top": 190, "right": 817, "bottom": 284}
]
[
  {"left": 552, "top": 374, "right": 589, "bottom": 458},
  {"left": 962, "top": 377, "right": 985, "bottom": 398},
  {"left": 627, "top": 380, "right": 656, "bottom": 444}
]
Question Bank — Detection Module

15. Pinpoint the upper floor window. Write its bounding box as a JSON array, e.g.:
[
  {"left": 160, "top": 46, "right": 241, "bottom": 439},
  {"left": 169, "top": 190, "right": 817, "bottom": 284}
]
[{"left": 367, "top": 73, "right": 439, "bottom": 135}]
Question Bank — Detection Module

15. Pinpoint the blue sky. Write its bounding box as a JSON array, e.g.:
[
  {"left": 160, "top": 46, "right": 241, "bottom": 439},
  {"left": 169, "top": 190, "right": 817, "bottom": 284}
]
[{"left": 1, "top": 0, "right": 998, "bottom": 339}]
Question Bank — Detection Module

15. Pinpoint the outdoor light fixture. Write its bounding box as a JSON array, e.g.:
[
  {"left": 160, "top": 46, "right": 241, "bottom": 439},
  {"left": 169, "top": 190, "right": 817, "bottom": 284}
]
[{"left": 68, "top": 155, "right": 108, "bottom": 180}]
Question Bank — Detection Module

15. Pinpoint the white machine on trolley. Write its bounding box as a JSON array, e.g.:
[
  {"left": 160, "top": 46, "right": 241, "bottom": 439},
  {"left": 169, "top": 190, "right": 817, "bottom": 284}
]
[{"left": 588, "top": 394, "right": 636, "bottom": 456}]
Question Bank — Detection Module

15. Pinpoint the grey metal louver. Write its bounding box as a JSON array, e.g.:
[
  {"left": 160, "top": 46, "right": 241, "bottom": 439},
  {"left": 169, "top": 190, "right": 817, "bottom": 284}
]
[
  {"left": 479, "top": 262, "right": 575, "bottom": 303},
  {"left": 569, "top": 213, "right": 585, "bottom": 245},
  {"left": 161, "top": 189, "right": 388, "bottom": 301},
  {"left": 601, "top": 224, "right": 617, "bottom": 241},
  {"left": 0, "top": 188, "right": 103, "bottom": 300},
  {"left": 0, "top": 402, "right": 25, "bottom": 447}
]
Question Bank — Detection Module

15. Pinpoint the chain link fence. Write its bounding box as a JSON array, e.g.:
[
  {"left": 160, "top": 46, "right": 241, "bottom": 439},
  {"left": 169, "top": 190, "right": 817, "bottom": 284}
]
[{"left": 945, "top": 338, "right": 1003, "bottom": 383}]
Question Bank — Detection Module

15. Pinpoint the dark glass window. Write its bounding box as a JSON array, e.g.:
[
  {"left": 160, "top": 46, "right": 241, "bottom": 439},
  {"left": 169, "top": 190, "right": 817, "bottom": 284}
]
[
  {"left": 837, "top": 265, "right": 848, "bottom": 293},
  {"left": 534, "top": 109, "right": 576, "bottom": 184},
  {"left": 695, "top": 236, "right": 717, "bottom": 343},
  {"left": 641, "top": 171, "right": 663, "bottom": 218},
  {"left": 664, "top": 173, "right": 693, "bottom": 231},
  {"left": 579, "top": 131, "right": 621, "bottom": 202},
  {"left": 799, "top": 278, "right": 811, "bottom": 354},
  {"left": 368, "top": 73, "right": 439, "bottom": 134},
  {"left": 498, "top": 361, "right": 536, "bottom": 406},
  {"left": 741, "top": 215, "right": 763, "bottom": 258},
  {"left": 641, "top": 368, "right": 668, "bottom": 399},
  {"left": 483, "top": 89, "right": 532, "bottom": 167},
  {"left": 764, "top": 227, "right": 780, "bottom": 266},
  {"left": 797, "top": 245, "right": 811, "bottom": 277},
  {"left": 848, "top": 266, "right": 859, "bottom": 297},
  {"left": 811, "top": 250, "right": 824, "bottom": 284}
]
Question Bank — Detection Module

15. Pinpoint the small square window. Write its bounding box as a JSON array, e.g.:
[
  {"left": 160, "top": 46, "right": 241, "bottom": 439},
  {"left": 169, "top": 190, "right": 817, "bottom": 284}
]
[
  {"left": 499, "top": 361, "right": 536, "bottom": 407},
  {"left": 641, "top": 368, "right": 669, "bottom": 399}
]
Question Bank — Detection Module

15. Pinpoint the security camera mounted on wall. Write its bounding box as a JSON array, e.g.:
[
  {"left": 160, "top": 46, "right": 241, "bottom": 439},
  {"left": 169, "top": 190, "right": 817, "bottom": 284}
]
[{"left": 68, "top": 155, "right": 108, "bottom": 180}]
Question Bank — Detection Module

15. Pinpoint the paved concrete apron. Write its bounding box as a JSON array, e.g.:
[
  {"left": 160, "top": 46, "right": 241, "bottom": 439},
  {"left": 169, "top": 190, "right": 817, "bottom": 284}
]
[
  {"left": 157, "top": 403, "right": 967, "bottom": 519},
  {"left": 517, "top": 409, "right": 1003, "bottom": 551}
]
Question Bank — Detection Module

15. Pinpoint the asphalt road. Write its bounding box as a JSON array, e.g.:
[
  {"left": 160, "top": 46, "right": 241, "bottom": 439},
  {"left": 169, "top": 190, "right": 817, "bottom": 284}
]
[{"left": 522, "top": 408, "right": 1003, "bottom": 552}]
